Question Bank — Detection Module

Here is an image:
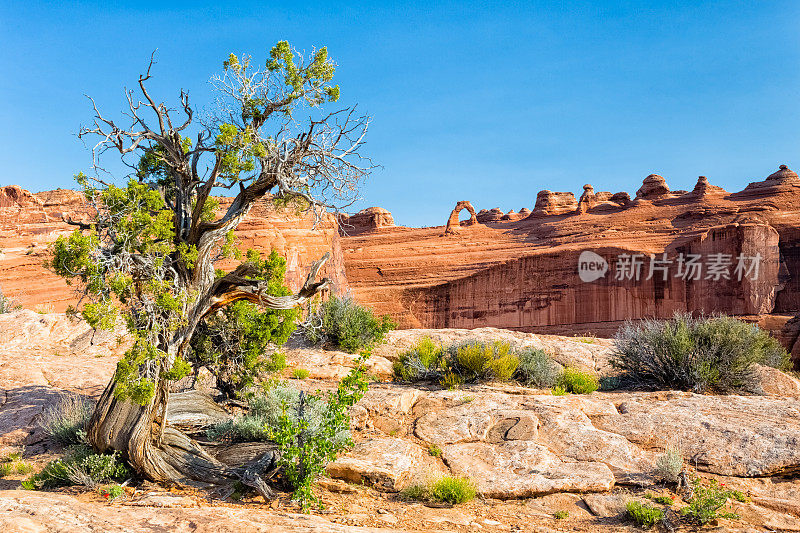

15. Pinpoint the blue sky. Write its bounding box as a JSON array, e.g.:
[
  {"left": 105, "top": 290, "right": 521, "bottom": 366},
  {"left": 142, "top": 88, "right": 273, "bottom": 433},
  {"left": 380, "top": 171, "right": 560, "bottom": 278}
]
[{"left": 1, "top": 1, "right": 798, "bottom": 227}]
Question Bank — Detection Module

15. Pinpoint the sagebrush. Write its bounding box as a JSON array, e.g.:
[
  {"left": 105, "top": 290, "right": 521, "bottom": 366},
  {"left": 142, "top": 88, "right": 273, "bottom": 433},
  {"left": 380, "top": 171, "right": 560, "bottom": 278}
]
[
  {"left": 39, "top": 394, "right": 94, "bottom": 446},
  {"left": 612, "top": 314, "right": 790, "bottom": 393},
  {"left": 516, "top": 348, "right": 561, "bottom": 388},
  {"left": 305, "top": 295, "right": 394, "bottom": 353}
]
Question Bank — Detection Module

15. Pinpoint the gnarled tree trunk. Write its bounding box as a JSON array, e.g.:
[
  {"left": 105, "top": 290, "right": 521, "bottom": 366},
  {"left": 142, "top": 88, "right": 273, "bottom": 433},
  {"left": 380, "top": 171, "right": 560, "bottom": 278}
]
[{"left": 87, "top": 254, "right": 330, "bottom": 488}]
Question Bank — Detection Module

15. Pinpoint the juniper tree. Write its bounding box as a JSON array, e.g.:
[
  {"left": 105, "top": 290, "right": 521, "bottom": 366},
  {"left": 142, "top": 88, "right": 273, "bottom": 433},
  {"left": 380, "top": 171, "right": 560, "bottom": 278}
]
[{"left": 48, "top": 42, "right": 372, "bottom": 487}]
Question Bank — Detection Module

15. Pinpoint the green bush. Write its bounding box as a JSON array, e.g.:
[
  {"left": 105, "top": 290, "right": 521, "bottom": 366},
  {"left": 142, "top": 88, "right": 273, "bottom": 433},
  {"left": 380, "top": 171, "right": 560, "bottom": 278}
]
[
  {"left": 207, "top": 382, "right": 349, "bottom": 448},
  {"left": 23, "top": 446, "right": 129, "bottom": 489},
  {"left": 680, "top": 478, "right": 740, "bottom": 525},
  {"left": 39, "top": 394, "right": 94, "bottom": 446},
  {"left": 266, "top": 352, "right": 371, "bottom": 511},
  {"left": 393, "top": 337, "right": 445, "bottom": 382},
  {"left": 516, "top": 348, "right": 560, "bottom": 388},
  {"left": 394, "top": 338, "right": 519, "bottom": 387},
  {"left": 189, "top": 253, "right": 296, "bottom": 399},
  {"left": 428, "top": 444, "right": 442, "bottom": 457},
  {"left": 553, "top": 510, "right": 569, "bottom": 519},
  {"left": 0, "top": 453, "right": 33, "bottom": 477},
  {"left": 402, "top": 475, "right": 477, "bottom": 504},
  {"left": 292, "top": 368, "right": 310, "bottom": 379},
  {"left": 626, "top": 500, "right": 664, "bottom": 528},
  {"left": 612, "top": 314, "right": 791, "bottom": 393},
  {"left": 306, "top": 295, "right": 394, "bottom": 353},
  {"left": 556, "top": 367, "right": 599, "bottom": 394}
]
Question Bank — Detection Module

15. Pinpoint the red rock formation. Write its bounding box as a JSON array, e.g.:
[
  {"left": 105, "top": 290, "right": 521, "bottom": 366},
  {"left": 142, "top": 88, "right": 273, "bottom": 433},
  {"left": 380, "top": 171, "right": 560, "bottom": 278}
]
[
  {"left": 635, "top": 174, "right": 670, "bottom": 200},
  {"left": 532, "top": 190, "right": 578, "bottom": 216},
  {"left": 443, "top": 201, "right": 479, "bottom": 235},
  {"left": 0, "top": 188, "right": 347, "bottom": 311},
  {"left": 341, "top": 166, "right": 800, "bottom": 367},
  {"left": 338, "top": 207, "right": 394, "bottom": 235}
]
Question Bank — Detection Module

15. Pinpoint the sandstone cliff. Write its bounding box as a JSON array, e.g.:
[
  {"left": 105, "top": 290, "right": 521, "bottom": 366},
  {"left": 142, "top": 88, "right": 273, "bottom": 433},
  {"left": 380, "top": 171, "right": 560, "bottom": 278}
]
[
  {"left": 340, "top": 166, "right": 800, "bottom": 365},
  {"left": 0, "top": 187, "right": 347, "bottom": 312}
]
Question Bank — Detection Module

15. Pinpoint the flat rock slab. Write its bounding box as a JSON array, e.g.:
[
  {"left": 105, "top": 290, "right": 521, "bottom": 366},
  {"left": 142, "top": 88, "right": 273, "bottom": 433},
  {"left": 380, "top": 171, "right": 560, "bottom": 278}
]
[
  {"left": 591, "top": 392, "right": 800, "bottom": 477},
  {"left": 0, "top": 490, "right": 410, "bottom": 533},
  {"left": 442, "top": 441, "right": 614, "bottom": 498},
  {"left": 326, "top": 438, "right": 427, "bottom": 491}
]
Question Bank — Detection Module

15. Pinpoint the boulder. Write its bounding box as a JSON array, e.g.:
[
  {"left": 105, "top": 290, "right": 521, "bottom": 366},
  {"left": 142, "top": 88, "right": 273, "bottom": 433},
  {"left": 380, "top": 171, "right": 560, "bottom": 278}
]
[
  {"left": 635, "top": 174, "right": 669, "bottom": 200},
  {"left": 326, "top": 437, "right": 428, "bottom": 491},
  {"left": 532, "top": 191, "right": 577, "bottom": 216}
]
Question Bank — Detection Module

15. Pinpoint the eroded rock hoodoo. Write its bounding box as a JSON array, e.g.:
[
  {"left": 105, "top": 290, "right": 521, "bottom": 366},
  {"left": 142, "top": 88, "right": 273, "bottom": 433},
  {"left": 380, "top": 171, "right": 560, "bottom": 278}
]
[
  {"left": 444, "top": 200, "right": 479, "bottom": 235},
  {"left": 339, "top": 207, "right": 395, "bottom": 235},
  {"left": 635, "top": 174, "right": 670, "bottom": 200},
  {"left": 532, "top": 190, "right": 578, "bottom": 216}
]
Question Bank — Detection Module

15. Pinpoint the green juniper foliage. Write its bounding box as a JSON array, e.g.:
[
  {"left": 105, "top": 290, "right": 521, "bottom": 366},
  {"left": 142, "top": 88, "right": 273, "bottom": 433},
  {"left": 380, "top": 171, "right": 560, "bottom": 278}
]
[
  {"left": 47, "top": 40, "right": 366, "bottom": 413},
  {"left": 188, "top": 250, "right": 295, "bottom": 399}
]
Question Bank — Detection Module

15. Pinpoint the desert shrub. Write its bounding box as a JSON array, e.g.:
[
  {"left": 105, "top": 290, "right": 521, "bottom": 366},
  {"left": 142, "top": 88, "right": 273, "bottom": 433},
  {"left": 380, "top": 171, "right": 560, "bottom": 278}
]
[
  {"left": 449, "top": 341, "right": 519, "bottom": 382},
  {"left": 626, "top": 500, "right": 664, "bottom": 528},
  {"left": 402, "top": 475, "right": 476, "bottom": 504},
  {"left": 394, "top": 338, "right": 520, "bottom": 387},
  {"left": 207, "top": 382, "right": 349, "bottom": 448},
  {"left": 653, "top": 446, "right": 683, "bottom": 483},
  {"left": 612, "top": 314, "right": 791, "bottom": 393},
  {"left": 428, "top": 444, "right": 442, "bottom": 457},
  {"left": 553, "top": 510, "right": 569, "bottom": 519},
  {"left": 39, "top": 394, "right": 94, "bottom": 446},
  {"left": 556, "top": 367, "right": 599, "bottom": 394},
  {"left": 189, "top": 254, "right": 296, "bottom": 399},
  {"left": 23, "top": 446, "right": 129, "bottom": 489},
  {"left": 266, "top": 352, "right": 370, "bottom": 511},
  {"left": 100, "top": 483, "right": 125, "bottom": 501},
  {"left": 292, "top": 368, "right": 310, "bottom": 379},
  {"left": 0, "top": 453, "right": 33, "bottom": 477},
  {"left": 653, "top": 495, "right": 674, "bottom": 505},
  {"left": 680, "top": 478, "right": 740, "bottom": 525},
  {"left": 551, "top": 385, "right": 567, "bottom": 396},
  {"left": 393, "top": 337, "right": 446, "bottom": 382},
  {"left": 516, "top": 348, "right": 560, "bottom": 388},
  {"left": 0, "top": 292, "right": 21, "bottom": 313},
  {"left": 305, "top": 295, "right": 394, "bottom": 353}
]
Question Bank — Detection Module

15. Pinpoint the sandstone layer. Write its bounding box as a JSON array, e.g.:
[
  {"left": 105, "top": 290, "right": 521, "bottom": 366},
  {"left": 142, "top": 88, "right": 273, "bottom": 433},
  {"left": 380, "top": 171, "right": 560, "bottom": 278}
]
[{"left": 339, "top": 166, "right": 800, "bottom": 364}]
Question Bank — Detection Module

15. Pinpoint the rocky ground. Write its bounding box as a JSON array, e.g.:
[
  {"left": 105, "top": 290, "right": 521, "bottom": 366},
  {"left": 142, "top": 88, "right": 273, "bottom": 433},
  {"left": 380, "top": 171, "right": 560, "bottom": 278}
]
[{"left": 1, "top": 310, "right": 800, "bottom": 531}]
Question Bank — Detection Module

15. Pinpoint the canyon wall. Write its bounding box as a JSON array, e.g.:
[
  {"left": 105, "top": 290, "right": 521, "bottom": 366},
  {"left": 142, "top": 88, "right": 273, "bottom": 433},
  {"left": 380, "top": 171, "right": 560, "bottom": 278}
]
[
  {"left": 340, "top": 166, "right": 800, "bottom": 361},
  {"left": 0, "top": 186, "right": 346, "bottom": 312}
]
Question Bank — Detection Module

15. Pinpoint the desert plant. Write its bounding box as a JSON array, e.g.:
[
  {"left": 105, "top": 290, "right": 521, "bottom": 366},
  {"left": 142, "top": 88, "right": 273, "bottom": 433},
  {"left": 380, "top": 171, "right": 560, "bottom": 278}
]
[
  {"left": 393, "top": 337, "right": 446, "bottom": 382},
  {"left": 100, "top": 483, "right": 125, "bottom": 501},
  {"left": 207, "top": 382, "right": 349, "bottom": 447},
  {"left": 626, "top": 500, "right": 664, "bottom": 528},
  {"left": 449, "top": 341, "right": 519, "bottom": 382},
  {"left": 553, "top": 510, "right": 569, "bottom": 519},
  {"left": 516, "top": 348, "right": 560, "bottom": 388},
  {"left": 680, "top": 478, "right": 740, "bottom": 525},
  {"left": 0, "top": 292, "right": 21, "bottom": 314},
  {"left": 556, "top": 367, "right": 599, "bottom": 394},
  {"left": 0, "top": 453, "right": 33, "bottom": 477},
  {"left": 23, "top": 446, "right": 129, "bottom": 489},
  {"left": 402, "top": 475, "right": 476, "bottom": 504},
  {"left": 305, "top": 295, "right": 394, "bottom": 353},
  {"left": 188, "top": 257, "right": 295, "bottom": 399},
  {"left": 653, "top": 446, "right": 683, "bottom": 483},
  {"left": 612, "top": 314, "right": 791, "bottom": 393},
  {"left": 551, "top": 385, "right": 567, "bottom": 396},
  {"left": 292, "top": 368, "right": 311, "bottom": 379},
  {"left": 428, "top": 444, "right": 442, "bottom": 457},
  {"left": 39, "top": 394, "right": 94, "bottom": 446},
  {"left": 266, "top": 352, "right": 370, "bottom": 511}
]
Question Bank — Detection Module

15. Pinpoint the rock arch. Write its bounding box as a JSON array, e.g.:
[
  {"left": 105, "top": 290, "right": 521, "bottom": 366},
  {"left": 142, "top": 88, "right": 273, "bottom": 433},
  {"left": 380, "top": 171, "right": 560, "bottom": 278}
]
[{"left": 444, "top": 200, "right": 478, "bottom": 235}]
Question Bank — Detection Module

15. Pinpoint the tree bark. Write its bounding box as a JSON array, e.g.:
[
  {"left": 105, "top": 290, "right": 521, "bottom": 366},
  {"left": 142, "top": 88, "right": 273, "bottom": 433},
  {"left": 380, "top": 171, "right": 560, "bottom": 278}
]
[{"left": 86, "top": 253, "right": 331, "bottom": 488}]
